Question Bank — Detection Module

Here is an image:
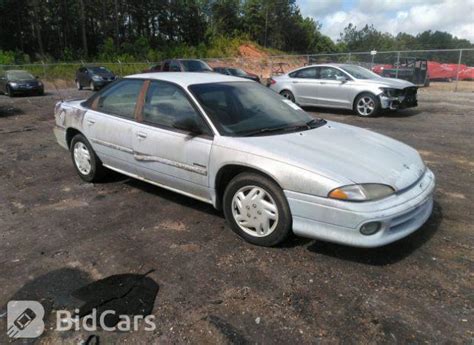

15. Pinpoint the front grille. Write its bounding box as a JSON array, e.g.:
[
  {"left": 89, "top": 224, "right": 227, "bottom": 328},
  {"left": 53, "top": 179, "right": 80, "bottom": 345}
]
[{"left": 389, "top": 199, "right": 430, "bottom": 232}]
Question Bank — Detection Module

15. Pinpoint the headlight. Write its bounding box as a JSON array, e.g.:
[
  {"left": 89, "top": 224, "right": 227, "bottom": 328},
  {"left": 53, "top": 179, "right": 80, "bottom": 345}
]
[
  {"left": 380, "top": 87, "right": 399, "bottom": 97},
  {"left": 92, "top": 75, "right": 102, "bottom": 81},
  {"left": 10, "top": 82, "right": 18, "bottom": 87},
  {"left": 328, "top": 184, "right": 395, "bottom": 201}
]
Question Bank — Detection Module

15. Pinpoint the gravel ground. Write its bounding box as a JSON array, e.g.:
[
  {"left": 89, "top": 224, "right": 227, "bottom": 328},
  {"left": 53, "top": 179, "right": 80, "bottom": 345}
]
[{"left": 0, "top": 87, "right": 473, "bottom": 344}]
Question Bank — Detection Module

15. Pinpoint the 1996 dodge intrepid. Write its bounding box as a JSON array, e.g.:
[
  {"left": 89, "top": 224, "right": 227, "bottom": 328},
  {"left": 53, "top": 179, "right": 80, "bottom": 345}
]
[{"left": 54, "top": 73, "right": 435, "bottom": 247}]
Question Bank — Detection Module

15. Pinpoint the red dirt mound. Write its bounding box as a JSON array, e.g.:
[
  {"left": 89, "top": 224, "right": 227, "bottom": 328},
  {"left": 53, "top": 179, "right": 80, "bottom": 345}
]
[{"left": 238, "top": 44, "right": 268, "bottom": 58}]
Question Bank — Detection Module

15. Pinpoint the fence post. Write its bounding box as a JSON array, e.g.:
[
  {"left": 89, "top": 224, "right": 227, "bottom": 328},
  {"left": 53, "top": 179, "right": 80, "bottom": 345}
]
[
  {"left": 395, "top": 51, "right": 400, "bottom": 78},
  {"left": 454, "top": 49, "right": 463, "bottom": 92},
  {"left": 118, "top": 59, "right": 123, "bottom": 76},
  {"left": 41, "top": 61, "right": 46, "bottom": 79}
]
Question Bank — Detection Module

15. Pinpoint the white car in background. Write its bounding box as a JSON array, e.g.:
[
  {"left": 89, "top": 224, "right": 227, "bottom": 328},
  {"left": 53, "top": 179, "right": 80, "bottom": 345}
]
[{"left": 269, "top": 64, "right": 418, "bottom": 117}]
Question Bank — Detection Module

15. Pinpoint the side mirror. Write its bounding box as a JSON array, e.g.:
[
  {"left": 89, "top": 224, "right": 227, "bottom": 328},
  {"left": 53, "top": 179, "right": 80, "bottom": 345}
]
[
  {"left": 336, "top": 75, "right": 348, "bottom": 82},
  {"left": 173, "top": 117, "right": 203, "bottom": 135}
]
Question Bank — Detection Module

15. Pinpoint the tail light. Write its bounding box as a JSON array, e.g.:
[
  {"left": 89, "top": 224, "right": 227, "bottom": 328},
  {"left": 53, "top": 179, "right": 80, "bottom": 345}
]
[{"left": 268, "top": 78, "right": 276, "bottom": 86}]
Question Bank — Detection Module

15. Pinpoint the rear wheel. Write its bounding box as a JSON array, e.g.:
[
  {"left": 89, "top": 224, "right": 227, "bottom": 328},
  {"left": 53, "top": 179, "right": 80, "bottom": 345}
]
[
  {"left": 223, "top": 172, "right": 292, "bottom": 247},
  {"left": 70, "top": 134, "right": 107, "bottom": 182},
  {"left": 280, "top": 90, "right": 296, "bottom": 103},
  {"left": 354, "top": 93, "right": 380, "bottom": 117}
]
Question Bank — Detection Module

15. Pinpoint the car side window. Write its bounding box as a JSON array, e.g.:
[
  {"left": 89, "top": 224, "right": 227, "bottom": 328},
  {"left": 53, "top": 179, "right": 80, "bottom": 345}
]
[
  {"left": 292, "top": 67, "right": 317, "bottom": 79},
  {"left": 170, "top": 61, "right": 181, "bottom": 72},
  {"left": 162, "top": 61, "right": 170, "bottom": 72},
  {"left": 97, "top": 79, "right": 144, "bottom": 119},
  {"left": 319, "top": 67, "right": 346, "bottom": 80},
  {"left": 143, "top": 81, "right": 211, "bottom": 135}
]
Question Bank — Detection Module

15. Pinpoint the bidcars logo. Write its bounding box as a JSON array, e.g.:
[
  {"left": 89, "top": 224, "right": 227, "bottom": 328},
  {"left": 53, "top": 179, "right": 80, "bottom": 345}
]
[{"left": 7, "top": 301, "right": 45, "bottom": 339}]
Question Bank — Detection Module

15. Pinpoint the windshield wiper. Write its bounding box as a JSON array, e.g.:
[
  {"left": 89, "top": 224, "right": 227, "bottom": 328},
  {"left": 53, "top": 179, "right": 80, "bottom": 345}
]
[{"left": 243, "top": 119, "right": 326, "bottom": 137}]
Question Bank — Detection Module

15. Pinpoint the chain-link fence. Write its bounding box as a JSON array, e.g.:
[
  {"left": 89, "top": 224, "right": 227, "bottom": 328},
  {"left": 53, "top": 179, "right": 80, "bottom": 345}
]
[{"left": 1, "top": 48, "right": 473, "bottom": 92}]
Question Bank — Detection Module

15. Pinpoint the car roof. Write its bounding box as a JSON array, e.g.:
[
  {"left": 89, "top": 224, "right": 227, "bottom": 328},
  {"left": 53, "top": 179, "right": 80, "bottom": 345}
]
[{"left": 126, "top": 72, "right": 250, "bottom": 86}]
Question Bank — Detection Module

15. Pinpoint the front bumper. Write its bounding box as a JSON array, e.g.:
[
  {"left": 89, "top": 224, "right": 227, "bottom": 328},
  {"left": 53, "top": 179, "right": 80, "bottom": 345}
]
[
  {"left": 285, "top": 169, "right": 435, "bottom": 248},
  {"left": 379, "top": 90, "right": 418, "bottom": 110},
  {"left": 10, "top": 85, "right": 44, "bottom": 94},
  {"left": 92, "top": 79, "right": 114, "bottom": 88}
]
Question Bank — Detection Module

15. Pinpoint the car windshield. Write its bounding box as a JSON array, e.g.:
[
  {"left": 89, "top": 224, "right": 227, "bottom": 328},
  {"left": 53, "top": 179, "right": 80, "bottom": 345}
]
[
  {"left": 180, "top": 60, "right": 213, "bottom": 72},
  {"left": 7, "top": 71, "right": 35, "bottom": 81},
  {"left": 340, "top": 65, "right": 381, "bottom": 80},
  {"left": 89, "top": 67, "right": 111, "bottom": 74},
  {"left": 189, "top": 82, "right": 325, "bottom": 137},
  {"left": 229, "top": 68, "right": 247, "bottom": 77}
]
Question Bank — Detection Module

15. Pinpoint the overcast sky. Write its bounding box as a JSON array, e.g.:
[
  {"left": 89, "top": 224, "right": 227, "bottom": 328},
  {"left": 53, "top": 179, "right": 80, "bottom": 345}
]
[{"left": 297, "top": 0, "right": 474, "bottom": 43}]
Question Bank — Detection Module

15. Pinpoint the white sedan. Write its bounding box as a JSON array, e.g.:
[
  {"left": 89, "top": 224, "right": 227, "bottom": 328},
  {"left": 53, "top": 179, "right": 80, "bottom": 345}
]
[{"left": 54, "top": 72, "right": 435, "bottom": 247}]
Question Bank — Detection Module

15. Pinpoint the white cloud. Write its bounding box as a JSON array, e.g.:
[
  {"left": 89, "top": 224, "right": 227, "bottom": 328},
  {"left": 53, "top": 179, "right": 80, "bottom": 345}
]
[
  {"left": 298, "top": 0, "right": 344, "bottom": 16},
  {"left": 299, "top": 0, "right": 474, "bottom": 43}
]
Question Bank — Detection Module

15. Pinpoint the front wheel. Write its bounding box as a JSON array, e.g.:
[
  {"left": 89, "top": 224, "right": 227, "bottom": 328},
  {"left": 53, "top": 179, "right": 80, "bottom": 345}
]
[
  {"left": 354, "top": 93, "right": 380, "bottom": 117},
  {"left": 280, "top": 90, "right": 296, "bottom": 103},
  {"left": 6, "top": 85, "right": 13, "bottom": 97},
  {"left": 70, "top": 134, "right": 107, "bottom": 182},
  {"left": 223, "top": 172, "right": 292, "bottom": 246}
]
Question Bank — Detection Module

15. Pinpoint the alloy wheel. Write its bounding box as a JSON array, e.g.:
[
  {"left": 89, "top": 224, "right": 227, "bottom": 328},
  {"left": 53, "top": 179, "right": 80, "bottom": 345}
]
[{"left": 357, "top": 97, "right": 375, "bottom": 116}]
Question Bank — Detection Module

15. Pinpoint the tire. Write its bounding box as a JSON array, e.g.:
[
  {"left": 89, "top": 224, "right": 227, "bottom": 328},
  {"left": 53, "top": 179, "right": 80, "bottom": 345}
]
[
  {"left": 354, "top": 93, "right": 380, "bottom": 117},
  {"left": 280, "top": 90, "right": 296, "bottom": 103},
  {"left": 223, "top": 172, "right": 292, "bottom": 246},
  {"left": 70, "top": 134, "right": 107, "bottom": 183},
  {"left": 6, "top": 85, "right": 13, "bottom": 97},
  {"left": 90, "top": 81, "right": 96, "bottom": 91},
  {"left": 76, "top": 80, "right": 82, "bottom": 90}
]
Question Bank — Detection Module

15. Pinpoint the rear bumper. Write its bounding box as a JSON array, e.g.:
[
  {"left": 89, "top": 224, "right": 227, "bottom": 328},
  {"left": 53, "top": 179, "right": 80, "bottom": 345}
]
[
  {"left": 54, "top": 125, "right": 68, "bottom": 150},
  {"left": 285, "top": 168, "right": 435, "bottom": 248}
]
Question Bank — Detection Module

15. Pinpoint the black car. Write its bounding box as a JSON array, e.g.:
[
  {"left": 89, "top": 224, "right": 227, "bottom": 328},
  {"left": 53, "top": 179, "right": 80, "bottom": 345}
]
[
  {"left": 75, "top": 66, "right": 117, "bottom": 91},
  {"left": 213, "top": 67, "right": 260, "bottom": 82},
  {"left": 0, "top": 70, "right": 44, "bottom": 97}
]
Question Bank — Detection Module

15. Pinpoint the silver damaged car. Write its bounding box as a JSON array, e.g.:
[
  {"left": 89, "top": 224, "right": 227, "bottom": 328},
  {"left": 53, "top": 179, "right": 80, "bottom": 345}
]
[
  {"left": 54, "top": 73, "right": 434, "bottom": 248},
  {"left": 269, "top": 64, "right": 418, "bottom": 117}
]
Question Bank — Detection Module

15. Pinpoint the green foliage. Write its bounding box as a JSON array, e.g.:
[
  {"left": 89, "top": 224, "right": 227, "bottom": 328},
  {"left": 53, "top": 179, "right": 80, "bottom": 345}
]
[{"left": 0, "top": 50, "right": 15, "bottom": 65}]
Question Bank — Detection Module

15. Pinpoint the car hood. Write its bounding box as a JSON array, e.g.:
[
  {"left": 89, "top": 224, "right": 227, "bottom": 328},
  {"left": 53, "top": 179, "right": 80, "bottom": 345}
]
[
  {"left": 219, "top": 121, "right": 425, "bottom": 191},
  {"left": 359, "top": 77, "right": 415, "bottom": 89}
]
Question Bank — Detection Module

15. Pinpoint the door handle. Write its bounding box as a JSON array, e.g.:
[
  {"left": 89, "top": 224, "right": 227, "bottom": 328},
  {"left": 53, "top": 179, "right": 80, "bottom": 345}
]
[
  {"left": 137, "top": 132, "right": 147, "bottom": 139},
  {"left": 86, "top": 119, "right": 96, "bottom": 125},
  {"left": 320, "top": 82, "right": 327, "bottom": 84},
  {"left": 292, "top": 81, "right": 299, "bottom": 84}
]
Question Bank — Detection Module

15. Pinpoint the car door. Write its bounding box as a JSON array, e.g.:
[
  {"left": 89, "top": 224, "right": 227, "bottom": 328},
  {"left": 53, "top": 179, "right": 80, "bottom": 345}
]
[
  {"left": 83, "top": 79, "right": 144, "bottom": 174},
  {"left": 314, "top": 67, "right": 352, "bottom": 108},
  {"left": 288, "top": 67, "right": 318, "bottom": 105},
  {"left": 132, "top": 80, "right": 214, "bottom": 201}
]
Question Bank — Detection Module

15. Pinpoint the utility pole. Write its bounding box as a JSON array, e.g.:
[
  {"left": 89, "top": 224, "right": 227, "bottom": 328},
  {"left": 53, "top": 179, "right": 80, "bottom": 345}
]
[{"left": 264, "top": 5, "right": 268, "bottom": 48}]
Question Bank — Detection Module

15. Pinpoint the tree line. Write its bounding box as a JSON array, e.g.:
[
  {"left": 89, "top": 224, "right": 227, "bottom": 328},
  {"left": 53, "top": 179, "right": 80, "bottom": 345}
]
[{"left": 0, "top": 0, "right": 472, "bottom": 64}]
